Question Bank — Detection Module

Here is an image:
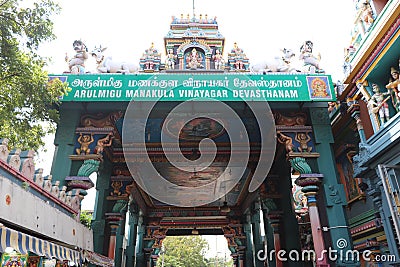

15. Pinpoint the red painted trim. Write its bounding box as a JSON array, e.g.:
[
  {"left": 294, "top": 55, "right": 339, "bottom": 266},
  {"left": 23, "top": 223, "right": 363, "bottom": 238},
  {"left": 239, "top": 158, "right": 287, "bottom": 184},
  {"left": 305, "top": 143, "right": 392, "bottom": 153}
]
[
  {"left": 0, "top": 159, "right": 78, "bottom": 214},
  {"left": 351, "top": 20, "right": 400, "bottom": 84}
]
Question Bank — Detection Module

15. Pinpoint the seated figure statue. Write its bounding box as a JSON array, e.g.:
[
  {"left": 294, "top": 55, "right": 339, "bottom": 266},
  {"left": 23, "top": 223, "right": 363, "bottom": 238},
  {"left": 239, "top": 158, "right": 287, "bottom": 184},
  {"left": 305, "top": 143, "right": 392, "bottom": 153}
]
[{"left": 186, "top": 48, "right": 204, "bottom": 69}]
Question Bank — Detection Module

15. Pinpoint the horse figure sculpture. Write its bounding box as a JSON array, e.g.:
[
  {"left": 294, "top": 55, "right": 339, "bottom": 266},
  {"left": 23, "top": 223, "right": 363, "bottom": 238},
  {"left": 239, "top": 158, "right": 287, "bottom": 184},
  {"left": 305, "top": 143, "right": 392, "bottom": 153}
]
[
  {"left": 91, "top": 46, "right": 139, "bottom": 73},
  {"left": 250, "top": 48, "right": 297, "bottom": 73},
  {"left": 65, "top": 40, "right": 88, "bottom": 74}
]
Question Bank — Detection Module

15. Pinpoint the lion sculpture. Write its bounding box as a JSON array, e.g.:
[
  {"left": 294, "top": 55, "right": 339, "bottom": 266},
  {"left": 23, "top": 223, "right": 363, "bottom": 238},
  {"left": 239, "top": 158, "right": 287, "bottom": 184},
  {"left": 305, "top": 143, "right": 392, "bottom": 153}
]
[
  {"left": 91, "top": 46, "right": 139, "bottom": 74},
  {"left": 250, "top": 48, "right": 297, "bottom": 73}
]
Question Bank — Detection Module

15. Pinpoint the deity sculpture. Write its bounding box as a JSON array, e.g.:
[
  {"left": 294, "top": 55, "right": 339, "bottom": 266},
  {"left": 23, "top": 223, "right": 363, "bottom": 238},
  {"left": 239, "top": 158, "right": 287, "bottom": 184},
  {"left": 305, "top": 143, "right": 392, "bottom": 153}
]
[
  {"left": 165, "top": 49, "right": 176, "bottom": 70},
  {"left": 65, "top": 40, "right": 88, "bottom": 74},
  {"left": 186, "top": 48, "right": 204, "bottom": 69},
  {"left": 76, "top": 133, "right": 94, "bottom": 155},
  {"left": 213, "top": 49, "right": 224, "bottom": 70},
  {"left": 94, "top": 133, "right": 114, "bottom": 154},
  {"left": 277, "top": 131, "right": 294, "bottom": 153},
  {"left": 299, "top": 40, "right": 324, "bottom": 73},
  {"left": 386, "top": 67, "right": 400, "bottom": 112},
  {"left": 368, "top": 83, "right": 391, "bottom": 125},
  {"left": 295, "top": 133, "right": 312, "bottom": 153},
  {"left": 361, "top": 1, "right": 374, "bottom": 30}
]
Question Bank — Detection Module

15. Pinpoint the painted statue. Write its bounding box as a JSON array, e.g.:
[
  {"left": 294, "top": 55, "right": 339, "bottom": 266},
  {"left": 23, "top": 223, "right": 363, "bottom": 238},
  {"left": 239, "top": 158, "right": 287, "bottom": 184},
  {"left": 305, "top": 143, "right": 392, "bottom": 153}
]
[
  {"left": 76, "top": 133, "right": 94, "bottom": 155},
  {"left": 65, "top": 40, "right": 88, "bottom": 74},
  {"left": 91, "top": 46, "right": 139, "bottom": 73},
  {"left": 250, "top": 48, "right": 297, "bottom": 73},
  {"left": 212, "top": 49, "right": 225, "bottom": 70},
  {"left": 94, "top": 133, "right": 114, "bottom": 154},
  {"left": 368, "top": 83, "right": 391, "bottom": 125},
  {"left": 165, "top": 49, "right": 176, "bottom": 70},
  {"left": 299, "top": 41, "right": 324, "bottom": 73},
  {"left": 361, "top": 1, "right": 374, "bottom": 30},
  {"left": 386, "top": 67, "right": 400, "bottom": 112},
  {"left": 186, "top": 48, "right": 204, "bottom": 69}
]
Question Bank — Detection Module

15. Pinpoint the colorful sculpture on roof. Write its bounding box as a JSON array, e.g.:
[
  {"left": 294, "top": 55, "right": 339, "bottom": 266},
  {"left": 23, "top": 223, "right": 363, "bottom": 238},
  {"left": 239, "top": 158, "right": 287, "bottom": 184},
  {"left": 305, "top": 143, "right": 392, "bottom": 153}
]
[
  {"left": 250, "top": 48, "right": 297, "bottom": 73},
  {"left": 139, "top": 43, "right": 161, "bottom": 72},
  {"left": 227, "top": 42, "right": 249, "bottom": 71},
  {"left": 65, "top": 40, "right": 88, "bottom": 74},
  {"left": 91, "top": 46, "right": 139, "bottom": 73},
  {"left": 299, "top": 40, "right": 324, "bottom": 74}
]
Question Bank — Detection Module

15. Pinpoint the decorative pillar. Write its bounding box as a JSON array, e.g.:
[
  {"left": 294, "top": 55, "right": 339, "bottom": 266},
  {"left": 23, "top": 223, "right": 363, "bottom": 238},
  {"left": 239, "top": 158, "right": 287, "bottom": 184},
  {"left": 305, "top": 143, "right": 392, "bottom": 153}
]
[
  {"left": 295, "top": 174, "right": 329, "bottom": 267},
  {"left": 348, "top": 101, "right": 366, "bottom": 143},
  {"left": 268, "top": 214, "right": 283, "bottom": 267},
  {"left": 251, "top": 201, "right": 264, "bottom": 267},
  {"left": 310, "top": 107, "right": 357, "bottom": 266},
  {"left": 126, "top": 202, "right": 139, "bottom": 267},
  {"left": 92, "top": 159, "right": 112, "bottom": 254},
  {"left": 51, "top": 107, "right": 81, "bottom": 184},
  {"left": 244, "top": 213, "right": 254, "bottom": 267},
  {"left": 114, "top": 200, "right": 128, "bottom": 267},
  {"left": 136, "top": 213, "right": 146, "bottom": 267},
  {"left": 107, "top": 222, "right": 119, "bottom": 259}
]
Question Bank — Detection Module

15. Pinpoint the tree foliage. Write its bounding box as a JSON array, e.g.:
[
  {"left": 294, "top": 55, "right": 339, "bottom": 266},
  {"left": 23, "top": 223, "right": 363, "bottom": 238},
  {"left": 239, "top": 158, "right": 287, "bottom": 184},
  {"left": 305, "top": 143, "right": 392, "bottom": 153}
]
[
  {"left": 157, "top": 236, "right": 209, "bottom": 267},
  {"left": 79, "top": 210, "right": 93, "bottom": 229},
  {"left": 0, "top": 0, "right": 69, "bottom": 150}
]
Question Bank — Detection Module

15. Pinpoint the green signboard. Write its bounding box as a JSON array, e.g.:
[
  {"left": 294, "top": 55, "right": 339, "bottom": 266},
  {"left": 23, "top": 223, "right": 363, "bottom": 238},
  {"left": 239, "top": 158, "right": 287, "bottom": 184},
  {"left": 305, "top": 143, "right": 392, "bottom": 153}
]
[{"left": 49, "top": 73, "right": 335, "bottom": 102}]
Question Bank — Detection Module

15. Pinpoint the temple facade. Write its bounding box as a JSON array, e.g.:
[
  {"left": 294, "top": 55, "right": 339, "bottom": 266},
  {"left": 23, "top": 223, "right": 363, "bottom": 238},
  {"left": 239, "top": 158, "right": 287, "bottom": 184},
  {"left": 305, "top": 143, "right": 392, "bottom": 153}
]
[
  {"left": 2, "top": 1, "right": 399, "bottom": 266},
  {"left": 330, "top": 0, "right": 400, "bottom": 265}
]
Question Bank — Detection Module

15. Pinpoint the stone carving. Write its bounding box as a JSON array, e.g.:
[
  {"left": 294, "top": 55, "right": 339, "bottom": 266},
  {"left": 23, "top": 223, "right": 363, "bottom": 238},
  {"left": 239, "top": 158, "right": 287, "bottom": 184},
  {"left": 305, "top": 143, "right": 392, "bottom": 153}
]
[
  {"left": 185, "top": 47, "right": 204, "bottom": 69},
  {"left": 65, "top": 40, "right": 88, "bottom": 74},
  {"left": 76, "top": 133, "right": 94, "bottom": 155},
  {"left": 92, "top": 46, "right": 139, "bottom": 73},
  {"left": 139, "top": 43, "right": 161, "bottom": 72},
  {"left": 20, "top": 150, "right": 35, "bottom": 180},
  {"left": 277, "top": 131, "right": 294, "bottom": 153},
  {"left": 66, "top": 191, "right": 72, "bottom": 206},
  {"left": 251, "top": 48, "right": 297, "bottom": 73},
  {"left": 299, "top": 41, "right": 324, "bottom": 73},
  {"left": 361, "top": 1, "right": 374, "bottom": 31},
  {"left": 368, "top": 83, "right": 391, "bottom": 126},
  {"left": 295, "top": 133, "right": 312, "bottom": 153},
  {"left": 59, "top": 186, "right": 67, "bottom": 202},
  {"left": 51, "top": 181, "right": 60, "bottom": 197},
  {"left": 43, "top": 175, "right": 53, "bottom": 192},
  {"left": 80, "top": 111, "right": 123, "bottom": 128},
  {"left": 386, "top": 67, "right": 400, "bottom": 112},
  {"left": 212, "top": 49, "right": 225, "bottom": 70},
  {"left": 94, "top": 134, "right": 114, "bottom": 155},
  {"left": 290, "top": 157, "right": 312, "bottom": 174},
  {"left": 0, "top": 138, "right": 9, "bottom": 162},
  {"left": 34, "top": 168, "right": 44, "bottom": 187},
  {"left": 7, "top": 149, "right": 21, "bottom": 170},
  {"left": 165, "top": 49, "right": 177, "bottom": 70},
  {"left": 228, "top": 42, "right": 249, "bottom": 71},
  {"left": 274, "top": 112, "right": 307, "bottom": 126}
]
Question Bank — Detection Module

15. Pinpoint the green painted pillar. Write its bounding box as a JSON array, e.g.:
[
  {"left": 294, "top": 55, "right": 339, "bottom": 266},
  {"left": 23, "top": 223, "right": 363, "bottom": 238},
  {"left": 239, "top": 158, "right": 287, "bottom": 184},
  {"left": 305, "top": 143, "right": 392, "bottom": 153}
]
[
  {"left": 310, "top": 107, "right": 357, "bottom": 266},
  {"left": 261, "top": 211, "right": 276, "bottom": 267},
  {"left": 136, "top": 213, "right": 146, "bottom": 267},
  {"left": 92, "top": 159, "right": 112, "bottom": 254},
  {"left": 51, "top": 106, "right": 81, "bottom": 184},
  {"left": 244, "top": 213, "right": 254, "bottom": 267},
  {"left": 126, "top": 203, "right": 139, "bottom": 267},
  {"left": 114, "top": 203, "right": 128, "bottom": 267},
  {"left": 251, "top": 201, "right": 264, "bottom": 267}
]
